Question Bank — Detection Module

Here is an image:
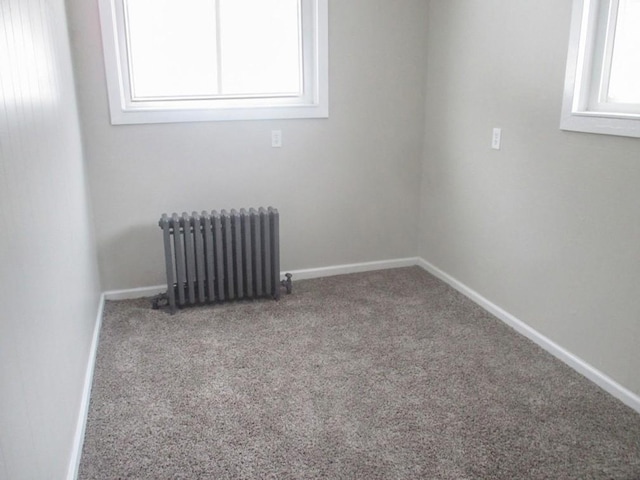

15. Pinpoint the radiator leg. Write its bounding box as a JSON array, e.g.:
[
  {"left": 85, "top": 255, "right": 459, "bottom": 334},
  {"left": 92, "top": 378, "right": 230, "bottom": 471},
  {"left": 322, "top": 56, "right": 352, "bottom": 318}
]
[{"left": 281, "top": 273, "right": 293, "bottom": 295}]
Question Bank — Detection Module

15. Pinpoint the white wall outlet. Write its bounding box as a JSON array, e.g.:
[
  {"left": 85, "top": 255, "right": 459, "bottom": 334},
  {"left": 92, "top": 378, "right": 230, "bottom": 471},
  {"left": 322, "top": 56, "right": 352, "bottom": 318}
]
[
  {"left": 271, "top": 130, "right": 282, "bottom": 148},
  {"left": 492, "top": 128, "right": 502, "bottom": 150}
]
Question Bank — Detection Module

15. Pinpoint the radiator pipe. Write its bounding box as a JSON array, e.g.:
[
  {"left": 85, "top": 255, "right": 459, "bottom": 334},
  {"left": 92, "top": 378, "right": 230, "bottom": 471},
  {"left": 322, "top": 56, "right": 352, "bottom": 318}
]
[{"left": 281, "top": 273, "right": 293, "bottom": 295}]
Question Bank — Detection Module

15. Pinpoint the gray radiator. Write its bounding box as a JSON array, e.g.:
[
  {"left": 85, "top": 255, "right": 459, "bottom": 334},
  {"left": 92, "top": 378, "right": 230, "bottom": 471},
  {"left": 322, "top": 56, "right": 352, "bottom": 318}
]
[{"left": 152, "top": 207, "right": 291, "bottom": 313}]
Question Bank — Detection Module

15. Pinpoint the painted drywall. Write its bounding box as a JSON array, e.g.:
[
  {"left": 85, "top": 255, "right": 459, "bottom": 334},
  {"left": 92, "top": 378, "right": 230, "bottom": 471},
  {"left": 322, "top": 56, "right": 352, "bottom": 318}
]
[
  {"left": 66, "top": 0, "right": 429, "bottom": 291},
  {"left": 0, "top": 0, "right": 101, "bottom": 478},
  {"left": 419, "top": 1, "right": 640, "bottom": 396}
]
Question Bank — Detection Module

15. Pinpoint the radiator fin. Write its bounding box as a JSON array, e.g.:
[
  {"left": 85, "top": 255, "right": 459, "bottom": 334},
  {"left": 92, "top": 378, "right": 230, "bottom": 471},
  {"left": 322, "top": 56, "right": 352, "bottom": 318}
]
[{"left": 193, "top": 212, "right": 206, "bottom": 303}]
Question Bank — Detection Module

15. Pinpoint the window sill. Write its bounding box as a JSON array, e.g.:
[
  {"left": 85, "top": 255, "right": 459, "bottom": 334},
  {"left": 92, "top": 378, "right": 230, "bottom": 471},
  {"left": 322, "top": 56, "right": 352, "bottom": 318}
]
[
  {"left": 107, "top": 103, "right": 329, "bottom": 125},
  {"left": 560, "top": 110, "right": 640, "bottom": 138}
]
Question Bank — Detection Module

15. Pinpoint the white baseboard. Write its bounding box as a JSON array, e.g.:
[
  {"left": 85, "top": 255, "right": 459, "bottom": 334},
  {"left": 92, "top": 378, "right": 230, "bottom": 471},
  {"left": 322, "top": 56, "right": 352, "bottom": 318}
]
[
  {"left": 282, "top": 257, "right": 419, "bottom": 281},
  {"left": 417, "top": 258, "right": 640, "bottom": 414},
  {"left": 66, "top": 293, "right": 106, "bottom": 480},
  {"left": 104, "top": 285, "right": 166, "bottom": 301}
]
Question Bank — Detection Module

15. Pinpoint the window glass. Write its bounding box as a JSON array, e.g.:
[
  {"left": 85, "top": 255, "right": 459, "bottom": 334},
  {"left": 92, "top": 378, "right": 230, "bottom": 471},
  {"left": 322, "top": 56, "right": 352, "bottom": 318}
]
[
  {"left": 126, "top": 0, "right": 219, "bottom": 99},
  {"left": 607, "top": 0, "right": 640, "bottom": 104},
  {"left": 219, "top": 0, "right": 301, "bottom": 96}
]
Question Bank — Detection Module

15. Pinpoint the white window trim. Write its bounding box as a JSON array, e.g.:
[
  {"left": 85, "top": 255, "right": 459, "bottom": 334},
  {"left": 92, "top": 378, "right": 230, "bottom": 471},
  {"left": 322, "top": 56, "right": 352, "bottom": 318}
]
[
  {"left": 560, "top": 0, "right": 640, "bottom": 138},
  {"left": 98, "top": 0, "right": 328, "bottom": 124}
]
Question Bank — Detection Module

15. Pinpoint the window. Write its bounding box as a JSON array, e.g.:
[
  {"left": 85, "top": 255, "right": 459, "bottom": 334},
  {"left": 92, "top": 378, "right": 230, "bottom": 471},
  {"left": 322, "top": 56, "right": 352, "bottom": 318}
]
[
  {"left": 98, "top": 0, "right": 328, "bottom": 124},
  {"left": 560, "top": 0, "right": 640, "bottom": 138}
]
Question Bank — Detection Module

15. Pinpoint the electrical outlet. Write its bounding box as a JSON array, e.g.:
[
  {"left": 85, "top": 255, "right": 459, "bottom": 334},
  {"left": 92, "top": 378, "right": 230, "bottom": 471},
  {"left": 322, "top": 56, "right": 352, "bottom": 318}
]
[
  {"left": 492, "top": 128, "right": 502, "bottom": 150},
  {"left": 271, "top": 130, "right": 282, "bottom": 148}
]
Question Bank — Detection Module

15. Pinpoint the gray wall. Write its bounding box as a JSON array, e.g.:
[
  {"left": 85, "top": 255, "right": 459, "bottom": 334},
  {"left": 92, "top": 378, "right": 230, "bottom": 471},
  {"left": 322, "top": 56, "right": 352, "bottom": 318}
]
[
  {"left": 0, "top": 0, "right": 102, "bottom": 478},
  {"left": 419, "top": 1, "right": 640, "bottom": 396},
  {"left": 67, "top": 0, "right": 429, "bottom": 291}
]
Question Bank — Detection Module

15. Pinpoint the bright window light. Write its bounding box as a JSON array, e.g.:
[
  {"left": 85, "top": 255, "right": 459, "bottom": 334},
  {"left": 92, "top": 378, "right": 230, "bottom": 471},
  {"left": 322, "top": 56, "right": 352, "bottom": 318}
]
[
  {"left": 98, "top": 0, "right": 328, "bottom": 124},
  {"left": 560, "top": 0, "right": 640, "bottom": 137},
  {"left": 125, "top": 0, "right": 219, "bottom": 99},
  {"left": 218, "top": 0, "right": 301, "bottom": 96},
  {"left": 606, "top": 0, "right": 640, "bottom": 104}
]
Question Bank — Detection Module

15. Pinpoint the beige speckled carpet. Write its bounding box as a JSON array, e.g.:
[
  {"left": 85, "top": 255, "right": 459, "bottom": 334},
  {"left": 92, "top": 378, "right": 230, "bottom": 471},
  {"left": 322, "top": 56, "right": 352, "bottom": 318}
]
[{"left": 79, "top": 267, "right": 640, "bottom": 479}]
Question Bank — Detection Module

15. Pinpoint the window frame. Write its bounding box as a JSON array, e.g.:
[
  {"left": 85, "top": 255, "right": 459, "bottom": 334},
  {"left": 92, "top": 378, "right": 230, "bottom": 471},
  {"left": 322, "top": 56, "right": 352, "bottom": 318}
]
[
  {"left": 98, "top": 0, "right": 328, "bottom": 124},
  {"left": 560, "top": 0, "right": 640, "bottom": 138}
]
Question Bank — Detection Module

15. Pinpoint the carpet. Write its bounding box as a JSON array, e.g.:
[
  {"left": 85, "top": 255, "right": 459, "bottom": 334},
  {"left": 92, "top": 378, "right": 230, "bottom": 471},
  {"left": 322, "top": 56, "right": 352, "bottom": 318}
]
[{"left": 79, "top": 267, "right": 640, "bottom": 479}]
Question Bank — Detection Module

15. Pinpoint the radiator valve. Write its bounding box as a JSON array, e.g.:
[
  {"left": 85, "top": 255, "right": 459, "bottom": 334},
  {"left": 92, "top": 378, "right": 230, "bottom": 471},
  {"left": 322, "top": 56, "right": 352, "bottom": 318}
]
[{"left": 281, "top": 273, "right": 293, "bottom": 295}]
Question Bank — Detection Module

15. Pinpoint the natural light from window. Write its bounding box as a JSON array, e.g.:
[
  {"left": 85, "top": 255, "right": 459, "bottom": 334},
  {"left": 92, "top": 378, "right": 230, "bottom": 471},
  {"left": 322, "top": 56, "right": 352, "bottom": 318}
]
[
  {"left": 561, "top": 0, "right": 640, "bottom": 137},
  {"left": 124, "top": 0, "right": 301, "bottom": 100},
  {"left": 607, "top": 0, "right": 640, "bottom": 104},
  {"left": 98, "top": 0, "right": 327, "bottom": 123}
]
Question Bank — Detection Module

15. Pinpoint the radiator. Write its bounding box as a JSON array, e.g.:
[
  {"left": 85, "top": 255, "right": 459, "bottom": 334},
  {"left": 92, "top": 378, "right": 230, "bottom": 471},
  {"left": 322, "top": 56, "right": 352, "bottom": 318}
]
[{"left": 152, "top": 207, "right": 292, "bottom": 313}]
